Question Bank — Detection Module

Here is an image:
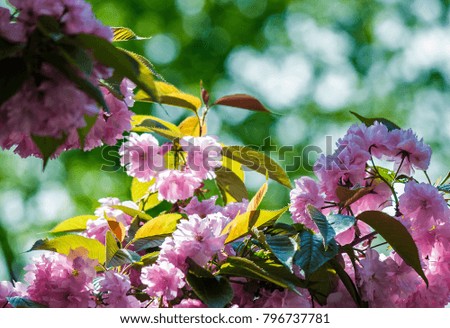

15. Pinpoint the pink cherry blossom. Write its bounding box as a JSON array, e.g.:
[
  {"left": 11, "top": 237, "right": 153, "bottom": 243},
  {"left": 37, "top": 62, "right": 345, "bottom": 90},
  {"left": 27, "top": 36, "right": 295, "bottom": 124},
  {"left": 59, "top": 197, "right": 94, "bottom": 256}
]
[
  {"left": 180, "top": 136, "right": 222, "bottom": 180},
  {"left": 181, "top": 196, "right": 220, "bottom": 218},
  {"left": 141, "top": 261, "right": 185, "bottom": 301},
  {"left": 399, "top": 181, "right": 450, "bottom": 233},
  {"left": 254, "top": 288, "right": 311, "bottom": 308},
  {"left": 172, "top": 213, "right": 229, "bottom": 266},
  {"left": 385, "top": 129, "right": 431, "bottom": 176},
  {"left": 173, "top": 299, "right": 206, "bottom": 308},
  {"left": 0, "top": 281, "right": 26, "bottom": 308},
  {"left": 220, "top": 199, "right": 249, "bottom": 220},
  {"left": 0, "top": 8, "right": 26, "bottom": 43},
  {"left": 97, "top": 271, "right": 140, "bottom": 308},
  {"left": 24, "top": 249, "right": 97, "bottom": 308},
  {"left": 153, "top": 170, "right": 202, "bottom": 203},
  {"left": 289, "top": 176, "right": 325, "bottom": 228},
  {"left": 120, "top": 133, "right": 165, "bottom": 182}
]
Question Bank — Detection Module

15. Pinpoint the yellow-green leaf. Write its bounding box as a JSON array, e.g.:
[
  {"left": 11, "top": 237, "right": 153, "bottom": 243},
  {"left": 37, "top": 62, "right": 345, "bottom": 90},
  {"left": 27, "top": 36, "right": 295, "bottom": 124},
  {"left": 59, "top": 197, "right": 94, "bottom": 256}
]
[
  {"left": 222, "top": 146, "right": 292, "bottom": 189},
  {"left": 179, "top": 116, "right": 205, "bottom": 136},
  {"left": 215, "top": 167, "right": 248, "bottom": 204},
  {"left": 131, "top": 178, "right": 161, "bottom": 210},
  {"left": 134, "top": 213, "right": 183, "bottom": 240},
  {"left": 112, "top": 27, "right": 151, "bottom": 42},
  {"left": 50, "top": 215, "right": 98, "bottom": 233},
  {"left": 247, "top": 182, "right": 268, "bottom": 211},
  {"left": 216, "top": 156, "right": 247, "bottom": 204},
  {"left": 111, "top": 205, "right": 153, "bottom": 221},
  {"left": 131, "top": 115, "right": 184, "bottom": 140},
  {"left": 135, "top": 81, "right": 202, "bottom": 112},
  {"left": 29, "top": 235, "right": 106, "bottom": 264},
  {"left": 222, "top": 207, "right": 287, "bottom": 244}
]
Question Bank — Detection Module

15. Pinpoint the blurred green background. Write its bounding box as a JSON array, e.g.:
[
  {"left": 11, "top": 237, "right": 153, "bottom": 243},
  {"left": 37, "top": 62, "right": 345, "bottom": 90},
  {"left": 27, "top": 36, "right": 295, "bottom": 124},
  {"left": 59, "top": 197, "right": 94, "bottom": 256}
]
[{"left": 1, "top": 0, "right": 449, "bottom": 281}]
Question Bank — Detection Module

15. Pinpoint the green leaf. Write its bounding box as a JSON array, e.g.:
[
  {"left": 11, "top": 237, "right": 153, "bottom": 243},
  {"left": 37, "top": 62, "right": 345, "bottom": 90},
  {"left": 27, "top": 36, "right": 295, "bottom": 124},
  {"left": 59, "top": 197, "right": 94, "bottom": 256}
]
[
  {"left": 438, "top": 184, "right": 450, "bottom": 193},
  {"left": 213, "top": 94, "right": 270, "bottom": 113},
  {"left": 0, "top": 39, "right": 23, "bottom": 60},
  {"left": 0, "top": 57, "right": 28, "bottom": 106},
  {"left": 306, "top": 263, "right": 339, "bottom": 306},
  {"left": 329, "top": 258, "right": 365, "bottom": 307},
  {"left": 134, "top": 251, "right": 159, "bottom": 267},
  {"left": 36, "top": 15, "right": 62, "bottom": 40},
  {"left": 222, "top": 146, "right": 291, "bottom": 188},
  {"left": 350, "top": 111, "right": 400, "bottom": 131},
  {"left": 219, "top": 256, "right": 305, "bottom": 290},
  {"left": 294, "top": 231, "right": 339, "bottom": 275},
  {"left": 179, "top": 116, "right": 204, "bottom": 137},
  {"left": 131, "top": 178, "right": 161, "bottom": 210},
  {"left": 135, "top": 81, "right": 202, "bottom": 112},
  {"left": 374, "top": 166, "right": 396, "bottom": 185},
  {"left": 111, "top": 205, "right": 153, "bottom": 221},
  {"left": 105, "top": 231, "right": 140, "bottom": 268},
  {"left": 131, "top": 115, "right": 184, "bottom": 140},
  {"left": 77, "top": 114, "right": 98, "bottom": 149},
  {"left": 31, "top": 134, "right": 67, "bottom": 168},
  {"left": 45, "top": 52, "right": 109, "bottom": 112},
  {"left": 74, "top": 34, "right": 157, "bottom": 100},
  {"left": 265, "top": 234, "right": 298, "bottom": 271},
  {"left": 215, "top": 167, "right": 248, "bottom": 203},
  {"left": 357, "top": 211, "right": 428, "bottom": 286},
  {"left": 216, "top": 156, "right": 247, "bottom": 204},
  {"left": 186, "top": 258, "right": 233, "bottom": 308},
  {"left": 29, "top": 235, "right": 106, "bottom": 264},
  {"left": 134, "top": 213, "right": 182, "bottom": 240},
  {"left": 112, "top": 27, "right": 151, "bottom": 41},
  {"left": 222, "top": 207, "right": 287, "bottom": 244},
  {"left": 6, "top": 297, "right": 46, "bottom": 308},
  {"left": 105, "top": 230, "right": 120, "bottom": 265},
  {"left": 307, "top": 205, "right": 335, "bottom": 248},
  {"left": 247, "top": 182, "right": 268, "bottom": 212},
  {"left": 327, "top": 214, "right": 356, "bottom": 236},
  {"left": 50, "top": 215, "right": 98, "bottom": 233}
]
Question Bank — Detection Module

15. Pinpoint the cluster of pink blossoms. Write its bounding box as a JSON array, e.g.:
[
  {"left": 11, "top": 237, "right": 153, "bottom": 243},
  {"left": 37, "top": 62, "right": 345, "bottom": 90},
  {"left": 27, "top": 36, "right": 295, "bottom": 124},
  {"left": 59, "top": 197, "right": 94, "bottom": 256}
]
[
  {"left": 120, "top": 133, "right": 222, "bottom": 203},
  {"left": 0, "top": 0, "right": 135, "bottom": 158},
  {"left": 290, "top": 122, "right": 450, "bottom": 307}
]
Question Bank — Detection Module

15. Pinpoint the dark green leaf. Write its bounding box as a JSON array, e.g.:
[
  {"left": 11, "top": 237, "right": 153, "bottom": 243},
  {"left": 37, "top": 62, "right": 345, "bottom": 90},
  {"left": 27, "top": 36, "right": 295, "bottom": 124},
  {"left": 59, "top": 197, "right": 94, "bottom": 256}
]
[
  {"left": 307, "top": 205, "right": 335, "bottom": 248},
  {"left": 265, "top": 234, "right": 298, "bottom": 271},
  {"left": 133, "top": 238, "right": 164, "bottom": 252},
  {"left": 329, "top": 258, "right": 366, "bottom": 307},
  {"left": 357, "top": 211, "right": 428, "bottom": 286},
  {"left": 31, "top": 134, "right": 67, "bottom": 169},
  {"left": 0, "top": 39, "right": 23, "bottom": 60},
  {"left": 36, "top": 15, "right": 62, "bottom": 40},
  {"left": 219, "top": 256, "right": 305, "bottom": 290},
  {"left": 45, "top": 52, "right": 109, "bottom": 112},
  {"left": 6, "top": 297, "right": 46, "bottom": 308},
  {"left": 350, "top": 111, "right": 400, "bottom": 131},
  {"left": 77, "top": 114, "right": 98, "bottom": 149},
  {"left": 0, "top": 57, "right": 28, "bottom": 105},
  {"left": 294, "top": 231, "right": 339, "bottom": 275},
  {"left": 74, "top": 34, "right": 157, "bottom": 100},
  {"left": 186, "top": 258, "right": 233, "bottom": 308},
  {"left": 222, "top": 146, "right": 291, "bottom": 188},
  {"left": 327, "top": 214, "right": 356, "bottom": 236},
  {"left": 306, "top": 263, "right": 339, "bottom": 306},
  {"left": 438, "top": 184, "right": 450, "bottom": 193}
]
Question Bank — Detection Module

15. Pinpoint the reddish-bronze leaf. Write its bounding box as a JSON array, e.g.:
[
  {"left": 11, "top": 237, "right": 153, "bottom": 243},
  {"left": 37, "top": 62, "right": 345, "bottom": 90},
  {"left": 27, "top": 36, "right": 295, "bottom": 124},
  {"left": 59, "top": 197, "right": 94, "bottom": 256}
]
[{"left": 213, "top": 94, "right": 270, "bottom": 113}]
